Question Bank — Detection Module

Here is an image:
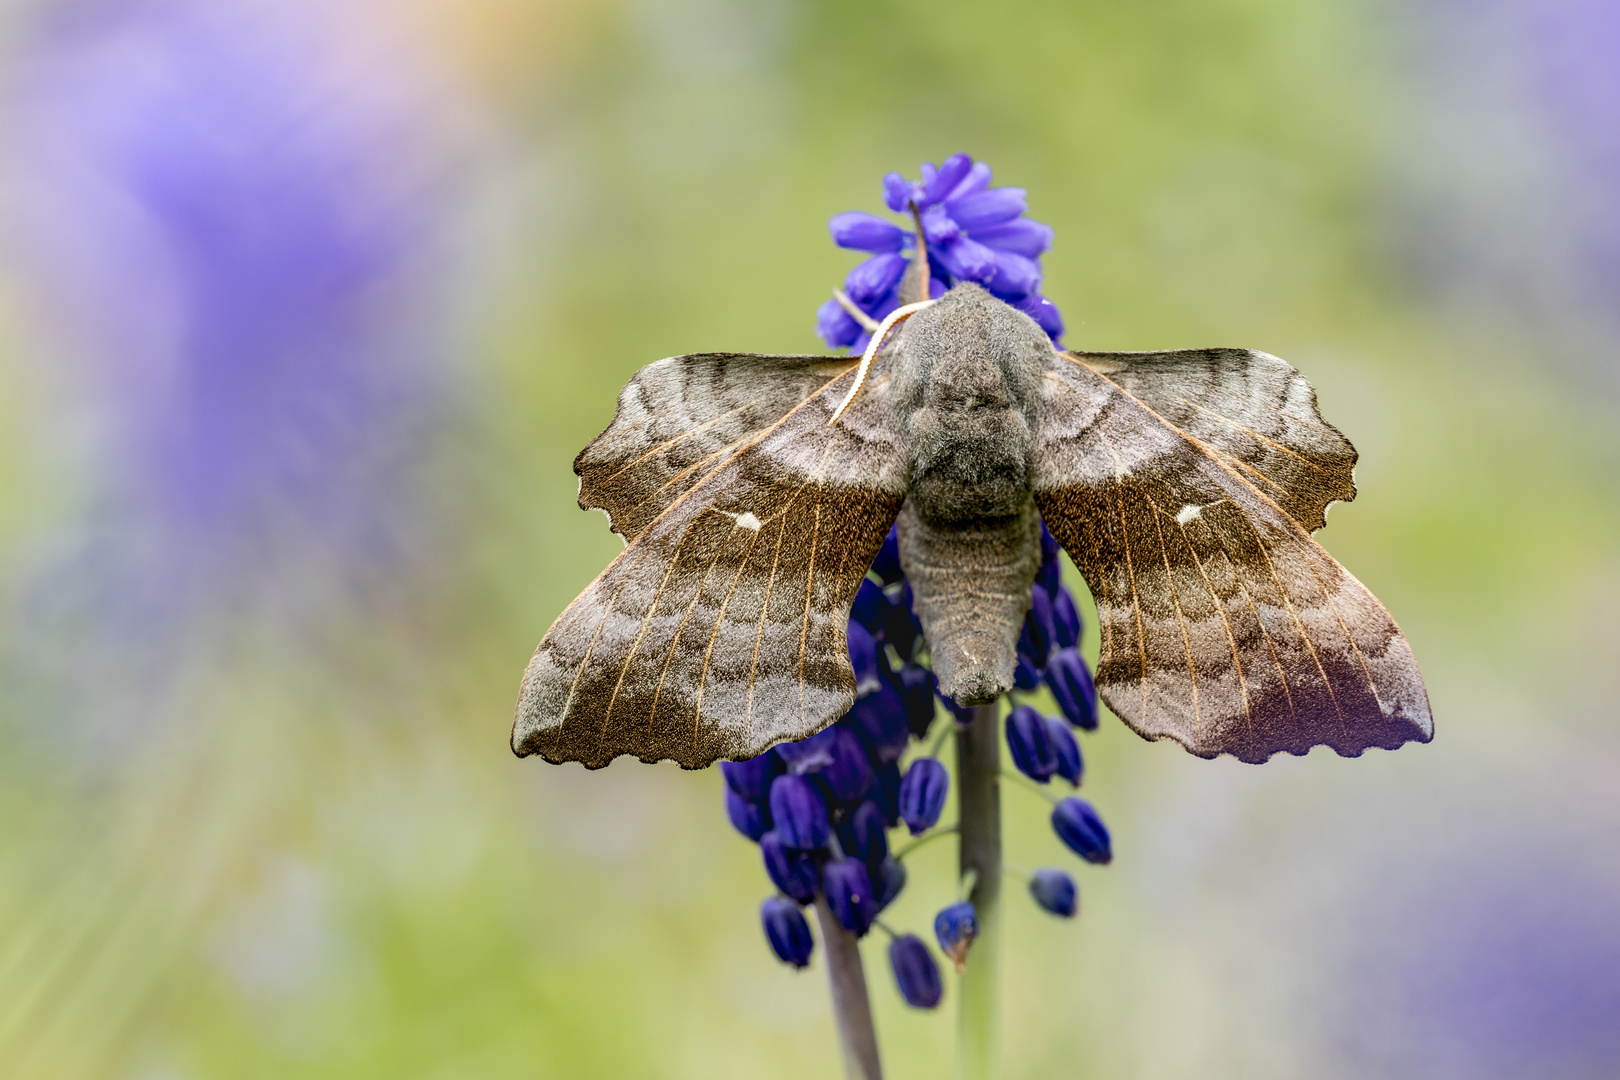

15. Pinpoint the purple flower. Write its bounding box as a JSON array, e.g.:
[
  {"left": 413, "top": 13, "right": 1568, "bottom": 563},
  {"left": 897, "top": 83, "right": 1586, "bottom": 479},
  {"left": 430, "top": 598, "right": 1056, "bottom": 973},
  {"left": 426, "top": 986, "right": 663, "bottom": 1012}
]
[
  {"left": 1006, "top": 705, "right": 1060, "bottom": 783},
  {"left": 1020, "top": 584, "right": 1056, "bottom": 669},
  {"left": 725, "top": 788, "right": 770, "bottom": 841},
  {"left": 895, "top": 663, "right": 939, "bottom": 739},
  {"left": 829, "top": 211, "right": 909, "bottom": 253},
  {"left": 847, "top": 682, "right": 910, "bottom": 764},
  {"left": 761, "top": 897, "right": 814, "bottom": 968},
  {"left": 889, "top": 934, "right": 944, "bottom": 1008},
  {"left": 899, "top": 757, "right": 949, "bottom": 835},
  {"left": 1052, "top": 587, "right": 1082, "bottom": 650},
  {"left": 818, "top": 154, "right": 1066, "bottom": 349},
  {"left": 823, "top": 856, "right": 877, "bottom": 936},
  {"left": 768, "top": 774, "right": 830, "bottom": 850},
  {"left": 1052, "top": 798, "right": 1112, "bottom": 865},
  {"left": 1028, "top": 869, "right": 1078, "bottom": 918},
  {"left": 873, "top": 856, "right": 907, "bottom": 912},
  {"left": 1047, "top": 717, "right": 1084, "bottom": 787},
  {"left": 933, "top": 901, "right": 979, "bottom": 971},
  {"left": 1045, "top": 648, "right": 1099, "bottom": 730},
  {"left": 721, "top": 751, "right": 781, "bottom": 803},
  {"left": 838, "top": 800, "right": 889, "bottom": 866},
  {"left": 847, "top": 621, "right": 881, "bottom": 697},
  {"left": 761, "top": 831, "right": 820, "bottom": 904}
]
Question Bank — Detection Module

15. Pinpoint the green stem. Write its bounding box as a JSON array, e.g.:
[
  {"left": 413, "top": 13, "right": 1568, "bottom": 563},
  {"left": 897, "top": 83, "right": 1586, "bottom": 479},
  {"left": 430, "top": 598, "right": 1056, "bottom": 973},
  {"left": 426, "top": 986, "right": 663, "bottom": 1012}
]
[
  {"left": 955, "top": 701, "right": 1003, "bottom": 1080},
  {"left": 893, "top": 824, "right": 957, "bottom": 862},
  {"left": 813, "top": 897, "right": 884, "bottom": 1080}
]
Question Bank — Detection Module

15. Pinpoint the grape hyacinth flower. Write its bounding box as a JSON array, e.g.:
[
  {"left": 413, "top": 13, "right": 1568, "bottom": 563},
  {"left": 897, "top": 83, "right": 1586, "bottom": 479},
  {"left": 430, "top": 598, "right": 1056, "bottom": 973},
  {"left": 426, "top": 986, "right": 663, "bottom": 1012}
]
[
  {"left": 816, "top": 153, "right": 1066, "bottom": 352},
  {"left": 934, "top": 901, "right": 979, "bottom": 972},
  {"left": 722, "top": 156, "right": 1115, "bottom": 1061},
  {"left": 888, "top": 934, "right": 944, "bottom": 1009},
  {"left": 1028, "top": 869, "right": 1079, "bottom": 918}
]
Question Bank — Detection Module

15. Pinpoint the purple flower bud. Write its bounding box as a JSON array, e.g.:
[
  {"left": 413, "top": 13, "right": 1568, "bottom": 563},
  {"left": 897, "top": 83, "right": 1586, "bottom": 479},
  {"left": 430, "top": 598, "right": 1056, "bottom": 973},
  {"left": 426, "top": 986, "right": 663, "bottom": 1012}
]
[
  {"left": 1052, "top": 797, "right": 1112, "bottom": 864},
  {"left": 829, "top": 211, "right": 908, "bottom": 253},
  {"left": 847, "top": 681, "right": 909, "bottom": 764},
  {"left": 1041, "top": 520, "right": 1061, "bottom": 565},
  {"left": 1046, "top": 716, "right": 1083, "bottom": 786},
  {"left": 838, "top": 799, "right": 889, "bottom": 866},
  {"left": 985, "top": 251, "right": 1043, "bottom": 300},
  {"left": 823, "top": 856, "right": 877, "bottom": 936},
  {"left": 1028, "top": 868, "right": 1078, "bottom": 918},
  {"left": 848, "top": 621, "right": 880, "bottom": 697},
  {"left": 882, "top": 583, "right": 922, "bottom": 661},
  {"left": 888, "top": 934, "right": 943, "bottom": 1008},
  {"left": 777, "top": 728, "right": 837, "bottom": 773},
  {"left": 721, "top": 750, "right": 781, "bottom": 802},
  {"left": 1052, "top": 587, "right": 1081, "bottom": 650},
  {"left": 945, "top": 186, "right": 1027, "bottom": 231},
  {"left": 850, "top": 577, "right": 887, "bottom": 632},
  {"left": 946, "top": 160, "right": 991, "bottom": 201},
  {"left": 937, "top": 236, "right": 999, "bottom": 283},
  {"left": 816, "top": 297, "right": 861, "bottom": 349},
  {"left": 882, "top": 171, "right": 914, "bottom": 212},
  {"left": 973, "top": 217, "right": 1054, "bottom": 258},
  {"left": 1014, "top": 654, "right": 1041, "bottom": 691},
  {"left": 769, "top": 774, "right": 830, "bottom": 850},
  {"left": 1020, "top": 584, "right": 1055, "bottom": 669},
  {"left": 761, "top": 830, "right": 820, "bottom": 904},
  {"left": 918, "top": 202, "right": 961, "bottom": 246},
  {"left": 1013, "top": 294, "right": 1065, "bottom": 341},
  {"left": 725, "top": 787, "right": 770, "bottom": 841},
  {"left": 873, "top": 856, "right": 907, "bottom": 911},
  {"left": 871, "top": 526, "right": 904, "bottom": 584},
  {"left": 819, "top": 727, "right": 877, "bottom": 805},
  {"left": 843, "top": 252, "right": 908, "bottom": 304},
  {"left": 1045, "top": 647, "right": 1098, "bottom": 730},
  {"left": 921, "top": 153, "right": 974, "bottom": 207},
  {"left": 1006, "top": 705, "right": 1059, "bottom": 783},
  {"left": 761, "top": 896, "right": 814, "bottom": 968},
  {"left": 898, "top": 757, "right": 949, "bottom": 835},
  {"left": 874, "top": 759, "right": 901, "bottom": 827},
  {"left": 933, "top": 901, "right": 978, "bottom": 971},
  {"left": 896, "top": 663, "right": 938, "bottom": 739}
]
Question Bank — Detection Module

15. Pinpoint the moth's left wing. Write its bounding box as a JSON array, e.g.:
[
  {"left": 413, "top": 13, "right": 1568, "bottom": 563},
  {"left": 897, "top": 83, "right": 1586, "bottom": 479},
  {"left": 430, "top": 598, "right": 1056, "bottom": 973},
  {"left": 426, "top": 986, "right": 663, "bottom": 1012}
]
[
  {"left": 513, "top": 366, "right": 908, "bottom": 769},
  {"left": 1032, "top": 356, "right": 1431, "bottom": 763}
]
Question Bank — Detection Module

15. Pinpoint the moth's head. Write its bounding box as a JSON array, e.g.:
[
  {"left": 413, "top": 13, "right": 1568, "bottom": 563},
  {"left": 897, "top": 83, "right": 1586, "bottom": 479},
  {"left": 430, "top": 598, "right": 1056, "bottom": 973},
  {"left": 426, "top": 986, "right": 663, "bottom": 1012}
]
[{"left": 887, "top": 283, "right": 1054, "bottom": 519}]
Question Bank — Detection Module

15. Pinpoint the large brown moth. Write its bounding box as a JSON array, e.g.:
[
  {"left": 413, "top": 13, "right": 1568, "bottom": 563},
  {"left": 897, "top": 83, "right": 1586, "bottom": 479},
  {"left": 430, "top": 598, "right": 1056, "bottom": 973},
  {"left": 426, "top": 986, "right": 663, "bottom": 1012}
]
[{"left": 512, "top": 254, "right": 1432, "bottom": 769}]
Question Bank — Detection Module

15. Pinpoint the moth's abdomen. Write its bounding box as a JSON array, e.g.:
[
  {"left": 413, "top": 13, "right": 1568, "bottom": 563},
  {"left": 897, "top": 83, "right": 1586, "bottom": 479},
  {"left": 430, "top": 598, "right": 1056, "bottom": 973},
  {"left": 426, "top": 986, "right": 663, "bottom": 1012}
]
[{"left": 897, "top": 498, "right": 1042, "bottom": 705}]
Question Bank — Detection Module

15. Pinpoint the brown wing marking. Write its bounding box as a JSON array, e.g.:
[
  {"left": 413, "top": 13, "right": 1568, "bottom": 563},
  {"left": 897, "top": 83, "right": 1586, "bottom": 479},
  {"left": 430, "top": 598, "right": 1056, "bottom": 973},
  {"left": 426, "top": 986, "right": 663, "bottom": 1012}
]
[
  {"left": 514, "top": 364, "right": 907, "bottom": 769},
  {"left": 1031, "top": 361, "right": 1431, "bottom": 763}
]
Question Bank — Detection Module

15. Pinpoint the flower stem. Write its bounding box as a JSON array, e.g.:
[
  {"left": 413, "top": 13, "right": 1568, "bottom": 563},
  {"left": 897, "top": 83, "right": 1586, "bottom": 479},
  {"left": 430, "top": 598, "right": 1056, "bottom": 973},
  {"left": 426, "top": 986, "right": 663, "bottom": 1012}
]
[
  {"left": 955, "top": 701, "right": 1003, "bottom": 1080},
  {"left": 813, "top": 896, "right": 884, "bottom": 1080}
]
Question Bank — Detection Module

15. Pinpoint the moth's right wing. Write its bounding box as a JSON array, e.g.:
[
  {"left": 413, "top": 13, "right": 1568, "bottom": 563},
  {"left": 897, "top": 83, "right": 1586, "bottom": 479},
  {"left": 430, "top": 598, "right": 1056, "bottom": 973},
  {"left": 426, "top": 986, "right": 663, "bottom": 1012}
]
[
  {"left": 1066, "top": 349, "right": 1356, "bottom": 533},
  {"left": 1032, "top": 355, "right": 1431, "bottom": 763},
  {"left": 576, "top": 353, "right": 857, "bottom": 542},
  {"left": 515, "top": 365, "right": 909, "bottom": 770}
]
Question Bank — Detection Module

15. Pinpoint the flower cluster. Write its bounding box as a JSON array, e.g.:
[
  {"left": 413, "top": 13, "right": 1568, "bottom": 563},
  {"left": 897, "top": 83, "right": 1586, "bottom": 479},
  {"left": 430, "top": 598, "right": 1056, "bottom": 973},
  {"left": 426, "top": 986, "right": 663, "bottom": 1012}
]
[
  {"left": 722, "top": 523, "right": 1110, "bottom": 1006},
  {"left": 814, "top": 152, "right": 1065, "bottom": 352}
]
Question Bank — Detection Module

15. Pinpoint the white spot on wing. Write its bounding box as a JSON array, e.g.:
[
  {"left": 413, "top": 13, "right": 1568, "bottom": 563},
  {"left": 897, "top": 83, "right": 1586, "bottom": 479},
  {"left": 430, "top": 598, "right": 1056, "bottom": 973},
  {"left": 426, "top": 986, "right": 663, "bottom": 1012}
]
[
  {"left": 734, "top": 511, "right": 762, "bottom": 531},
  {"left": 1176, "top": 504, "right": 1201, "bottom": 525}
]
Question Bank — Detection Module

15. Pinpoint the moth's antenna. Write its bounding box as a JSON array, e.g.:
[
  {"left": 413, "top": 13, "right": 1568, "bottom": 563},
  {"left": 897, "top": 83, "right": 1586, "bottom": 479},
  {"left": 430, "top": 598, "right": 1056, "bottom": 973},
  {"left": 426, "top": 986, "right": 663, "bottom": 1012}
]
[
  {"left": 832, "top": 288, "right": 882, "bottom": 333},
  {"left": 827, "top": 299, "right": 935, "bottom": 426}
]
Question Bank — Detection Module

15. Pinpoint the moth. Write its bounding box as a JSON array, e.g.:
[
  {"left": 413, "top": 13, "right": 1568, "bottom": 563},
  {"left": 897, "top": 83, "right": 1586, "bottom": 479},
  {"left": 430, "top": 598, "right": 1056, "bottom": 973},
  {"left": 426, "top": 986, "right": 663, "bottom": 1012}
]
[{"left": 512, "top": 269, "right": 1432, "bottom": 769}]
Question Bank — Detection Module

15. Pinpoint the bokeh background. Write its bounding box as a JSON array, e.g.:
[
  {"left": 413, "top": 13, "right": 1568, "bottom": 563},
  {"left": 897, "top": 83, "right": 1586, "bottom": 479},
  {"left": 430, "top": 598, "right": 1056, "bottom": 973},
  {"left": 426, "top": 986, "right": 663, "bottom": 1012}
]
[{"left": 0, "top": 0, "right": 1616, "bottom": 1077}]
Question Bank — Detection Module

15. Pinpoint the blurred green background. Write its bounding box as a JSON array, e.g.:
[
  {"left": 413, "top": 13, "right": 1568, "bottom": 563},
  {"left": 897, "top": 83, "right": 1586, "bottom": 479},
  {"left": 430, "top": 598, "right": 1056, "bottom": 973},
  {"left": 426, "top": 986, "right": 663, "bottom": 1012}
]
[{"left": 1, "top": 0, "right": 1617, "bottom": 1077}]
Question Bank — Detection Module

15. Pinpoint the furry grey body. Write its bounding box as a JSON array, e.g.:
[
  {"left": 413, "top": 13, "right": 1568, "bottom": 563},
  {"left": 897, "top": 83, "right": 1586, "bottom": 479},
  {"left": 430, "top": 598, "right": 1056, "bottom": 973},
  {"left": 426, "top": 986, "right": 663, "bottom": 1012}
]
[{"left": 888, "top": 284, "right": 1053, "bottom": 703}]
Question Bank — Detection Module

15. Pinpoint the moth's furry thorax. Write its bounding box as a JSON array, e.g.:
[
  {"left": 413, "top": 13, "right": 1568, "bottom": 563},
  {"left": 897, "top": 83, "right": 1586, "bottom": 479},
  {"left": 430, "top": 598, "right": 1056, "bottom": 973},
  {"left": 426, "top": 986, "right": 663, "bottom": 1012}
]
[
  {"left": 888, "top": 283, "right": 1052, "bottom": 525},
  {"left": 888, "top": 284, "right": 1054, "bottom": 704}
]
